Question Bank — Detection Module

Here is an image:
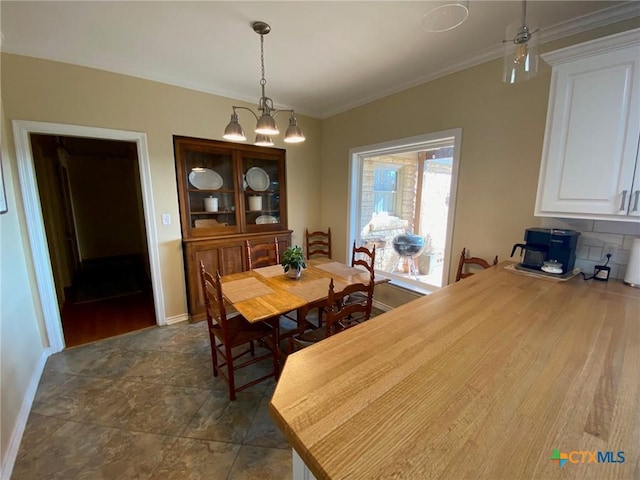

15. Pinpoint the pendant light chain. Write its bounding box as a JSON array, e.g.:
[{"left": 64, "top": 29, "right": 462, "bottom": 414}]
[{"left": 260, "top": 33, "right": 266, "bottom": 90}]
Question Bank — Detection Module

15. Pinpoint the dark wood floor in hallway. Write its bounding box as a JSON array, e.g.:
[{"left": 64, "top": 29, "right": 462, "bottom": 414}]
[{"left": 61, "top": 291, "right": 156, "bottom": 347}]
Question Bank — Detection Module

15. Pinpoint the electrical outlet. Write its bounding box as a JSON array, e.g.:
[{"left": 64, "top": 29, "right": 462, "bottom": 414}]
[{"left": 602, "top": 243, "right": 618, "bottom": 261}]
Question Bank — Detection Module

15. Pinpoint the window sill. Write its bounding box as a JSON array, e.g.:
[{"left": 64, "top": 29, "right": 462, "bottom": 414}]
[{"left": 380, "top": 275, "right": 439, "bottom": 296}]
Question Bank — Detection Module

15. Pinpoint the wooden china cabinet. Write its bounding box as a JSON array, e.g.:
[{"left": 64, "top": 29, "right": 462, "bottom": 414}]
[{"left": 174, "top": 136, "right": 291, "bottom": 321}]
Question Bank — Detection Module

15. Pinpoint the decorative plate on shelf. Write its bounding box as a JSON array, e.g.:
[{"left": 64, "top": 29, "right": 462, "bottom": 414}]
[
  {"left": 246, "top": 167, "right": 270, "bottom": 191},
  {"left": 189, "top": 168, "right": 223, "bottom": 190},
  {"left": 255, "top": 215, "right": 278, "bottom": 224}
]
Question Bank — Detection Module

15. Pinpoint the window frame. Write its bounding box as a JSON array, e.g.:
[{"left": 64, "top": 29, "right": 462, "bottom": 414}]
[{"left": 347, "top": 129, "right": 462, "bottom": 290}]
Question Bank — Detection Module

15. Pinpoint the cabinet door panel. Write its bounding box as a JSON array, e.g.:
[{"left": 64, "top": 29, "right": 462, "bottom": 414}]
[
  {"left": 537, "top": 44, "right": 640, "bottom": 218},
  {"left": 188, "top": 245, "right": 220, "bottom": 318},
  {"left": 219, "top": 245, "right": 244, "bottom": 274}
]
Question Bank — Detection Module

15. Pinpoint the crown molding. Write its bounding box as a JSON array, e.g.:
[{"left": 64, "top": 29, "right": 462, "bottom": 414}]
[
  {"left": 322, "top": 1, "right": 640, "bottom": 119},
  {"left": 542, "top": 27, "right": 640, "bottom": 65}
]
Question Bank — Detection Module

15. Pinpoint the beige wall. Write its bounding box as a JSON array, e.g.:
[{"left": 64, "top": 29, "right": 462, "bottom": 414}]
[
  {"left": 0, "top": 104, "right": 48, "bottom": 474},
  {"left": 320, "top": 19, "right": 640, "bottom": 283},
  {"left": 1, "top": 55, "right": 323, "bottom": 320}
]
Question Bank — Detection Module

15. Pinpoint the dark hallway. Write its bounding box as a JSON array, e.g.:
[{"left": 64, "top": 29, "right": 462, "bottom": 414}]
[{"left": 30, "top": 134, "right": 156, "bottom": 347}]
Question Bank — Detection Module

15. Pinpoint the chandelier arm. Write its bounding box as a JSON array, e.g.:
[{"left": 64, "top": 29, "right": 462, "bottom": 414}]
[
  {"left": 232, "top": 106, "right": 260, "bottom": 122},
  {"left": 271, "top": 109, "right": 295, "bottom": 118}
]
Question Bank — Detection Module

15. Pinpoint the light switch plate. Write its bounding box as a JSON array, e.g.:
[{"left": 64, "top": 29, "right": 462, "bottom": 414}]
[{"left": 161, "top": 213, "right": 171, "bottom": 225}]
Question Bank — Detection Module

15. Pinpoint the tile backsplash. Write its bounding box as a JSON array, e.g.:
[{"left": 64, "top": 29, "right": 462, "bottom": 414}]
[{"left": 540, "top": 218, "right": 640, "bottom": 280}]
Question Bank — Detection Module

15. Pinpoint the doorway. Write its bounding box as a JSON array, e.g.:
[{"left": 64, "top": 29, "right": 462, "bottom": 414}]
[
  {"left": 30, "top": 134, "right": 156, "bottom": 346},
  {"left": 12, "top": 121, "right": 165, "bottom": 353}
]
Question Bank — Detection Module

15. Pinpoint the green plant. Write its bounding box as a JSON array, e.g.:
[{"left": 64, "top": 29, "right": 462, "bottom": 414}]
[{"left": 281, "top": 245, "right": 306, "bottom": 273}]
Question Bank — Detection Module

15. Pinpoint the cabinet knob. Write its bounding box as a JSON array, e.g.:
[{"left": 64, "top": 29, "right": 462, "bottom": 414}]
[
  {"left": 633, "top": 190, "right": 640, "bottom": 212},
  {"left": 620, "top": 190, "right": 628, "bottom": 211}
]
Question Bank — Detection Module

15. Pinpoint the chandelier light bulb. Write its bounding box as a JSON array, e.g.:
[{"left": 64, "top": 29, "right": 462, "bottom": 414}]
[
  {"left": 514, "top": 43, "right": 528, "bottom": 65},
  {"left": 255, "top": 134, "right": 274, "bottom": 147},
  {"left": 284, "top": 115, "right": 305, "bottom": 143},
  {"left": 223, "top": 112, "right": 247, "bottom": 141}
]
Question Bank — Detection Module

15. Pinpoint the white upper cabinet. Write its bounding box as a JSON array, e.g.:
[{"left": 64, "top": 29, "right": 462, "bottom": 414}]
[{"left": 535, "top": 29, "right": 640, "bottom": 222}]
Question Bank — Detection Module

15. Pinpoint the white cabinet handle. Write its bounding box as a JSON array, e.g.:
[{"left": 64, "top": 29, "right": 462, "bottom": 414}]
[
  {"left": 633, "top": 190, "right": 639, "bottom": 212},
  {"left": 620, "top": 190, "right": 628, "bottom": 211}
]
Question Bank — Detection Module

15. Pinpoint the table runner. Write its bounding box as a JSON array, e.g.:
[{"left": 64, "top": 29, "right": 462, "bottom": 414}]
[{"left": 222, "top": 277, "right": 275, "bottom": 303}]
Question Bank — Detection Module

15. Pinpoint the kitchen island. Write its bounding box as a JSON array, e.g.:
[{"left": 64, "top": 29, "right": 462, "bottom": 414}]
[{"left": 269, "top": 262, "right": 640, "bottom": 479}]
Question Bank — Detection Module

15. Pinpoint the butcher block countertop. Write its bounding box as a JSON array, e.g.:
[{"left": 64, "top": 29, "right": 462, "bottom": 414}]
[{"left": 269, "top": 262, "right": 640, "bottom": 480}]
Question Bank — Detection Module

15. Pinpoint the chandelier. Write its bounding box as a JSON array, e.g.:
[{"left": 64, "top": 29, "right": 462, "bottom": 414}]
[
  {"left": 223, "top": 21, "right": 305, "bottom": 146},
  {"left": 502, "top": 0, "right": 540, "bottom": 84}
]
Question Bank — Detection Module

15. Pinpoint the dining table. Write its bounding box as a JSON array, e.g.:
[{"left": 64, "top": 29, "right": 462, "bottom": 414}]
[{"left": 219, "top": 258, "right": 385, "bottom": 347}]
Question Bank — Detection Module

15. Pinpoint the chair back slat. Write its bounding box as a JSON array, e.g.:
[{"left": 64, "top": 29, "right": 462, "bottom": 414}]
[
  {"left": 245, "top": 238, "right": 280, "bottom": 270},
  {"left": 305, "top": 228, "right": 332, "bottom": 259},
  {"left": 351, "top": 241, "right": 376, "bottom": 277},
  {"left": 455, "top": 247, "right": 498, "bottom": 282},
  {"left": 325, "top": 276, "right": 374, "bottom": 335},
  {"left": 199, "top": 261, "right": 229, "bottom": 335}
]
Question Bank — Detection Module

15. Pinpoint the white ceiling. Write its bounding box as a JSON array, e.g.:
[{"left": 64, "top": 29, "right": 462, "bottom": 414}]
[{"left": 1, "top": 1, "right": 637, "bottom": 118}]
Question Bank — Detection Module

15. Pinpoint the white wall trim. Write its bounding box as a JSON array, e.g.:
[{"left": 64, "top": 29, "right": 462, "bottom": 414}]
[
  {"left": 372, "top": 299, "right": 393, "bottom": 313},
  {"left": 11, "top": 120, "right": 167, "bottom": 351},
  {"left": 542, "top": 27, "right": 640, "bottom": 65},
  {"left": 0, "top": 348, "right": 51, "bottom": 480},
  {"left": 165, "top": 313, "right": 189, "bottom": 325}
]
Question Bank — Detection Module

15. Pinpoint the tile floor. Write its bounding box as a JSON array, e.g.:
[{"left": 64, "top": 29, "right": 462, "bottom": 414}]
[{"left": 12, "top": 321, "right": 292, "bottom": 479}]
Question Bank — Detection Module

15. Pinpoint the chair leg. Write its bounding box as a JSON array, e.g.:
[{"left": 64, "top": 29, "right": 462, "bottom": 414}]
[
  {"left": 225, "top": 343, "right": 236, "bottom": 401},
  {"left": 250, "top": 340, "right": 255, "bottom": 356},
  {"left": 272, "top": 322, "right": 280, "bottom": 380},
  {"left": 210, "top": 337, "right": 219, "bottom": 377}
]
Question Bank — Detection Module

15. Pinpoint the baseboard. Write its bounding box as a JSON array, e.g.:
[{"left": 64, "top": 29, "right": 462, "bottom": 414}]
[
  {"left": 164, "top": 313, "right": 190, "bottom": 325},
  {"left": 0, "top": 348, "right": 51, "bottom": 480}
]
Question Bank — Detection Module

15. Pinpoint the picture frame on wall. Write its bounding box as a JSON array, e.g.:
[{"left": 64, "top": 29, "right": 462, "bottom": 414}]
[{"left": 0, "top": 155, "right": 8, "bottom": 215}]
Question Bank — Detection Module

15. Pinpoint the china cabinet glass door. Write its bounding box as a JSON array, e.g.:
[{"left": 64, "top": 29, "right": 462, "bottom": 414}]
[
  {"left": 177, "top": 142, "right": 240, "bottom": 237},
  {"left": 240, "top": 152, "right": 286, "bottom": 233}
]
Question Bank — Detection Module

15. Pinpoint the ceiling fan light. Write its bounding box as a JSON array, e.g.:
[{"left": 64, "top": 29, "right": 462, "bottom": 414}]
[
  {"left": 255, "top": 134, "right": 274, "bottom": 147},
  {"left": 255, "top": 113, "right": 279, "bottom": 135},
  {"left": 223, "top": 113, "right": 246, "bottom": 141},
  {"left": 421, "top": 1, "right": 469, "bottom": 32},
  {"left": 284, "top": 116, "right": 305, "bottom": 143}
]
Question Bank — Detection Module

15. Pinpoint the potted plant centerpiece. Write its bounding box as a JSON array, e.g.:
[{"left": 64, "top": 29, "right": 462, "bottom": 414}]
[{"left": 281, "top": 245, "right": 306, "bottom": 279}]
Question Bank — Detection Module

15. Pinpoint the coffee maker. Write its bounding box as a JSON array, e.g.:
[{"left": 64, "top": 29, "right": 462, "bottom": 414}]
[{"left": 511, "top": 228, "right": 580, "bottom": 275}]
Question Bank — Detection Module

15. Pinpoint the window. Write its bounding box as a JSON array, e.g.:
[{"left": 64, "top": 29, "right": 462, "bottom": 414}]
[
  {"left": 348, "top": 130, "right": 461, "bottom": 289},
  {"left": 373, "top": 165, "right": 400, "bottom": 215}
]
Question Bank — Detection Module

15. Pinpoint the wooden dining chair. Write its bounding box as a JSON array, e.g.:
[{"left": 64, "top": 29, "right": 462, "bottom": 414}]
[
  {"left": 351, "top": 241, "right": 376, "bottom": 276},
  {"left": 199, "top": 261, "right": 279, "bottom": 401},
  {"left": 341, "top": 241, "right": 377, "bottom": 309},
  {"left": 305, "top": 228, "right": 332, "bottom": 259},
  {"left": 294, "top": 275, "right": 375, "bottom": 346},
  {"left": 455, "top": 247, "right": 498, "bottom": 282},
  {"left": 245, "top": 238, "right": 280, "bottom": 270}
]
